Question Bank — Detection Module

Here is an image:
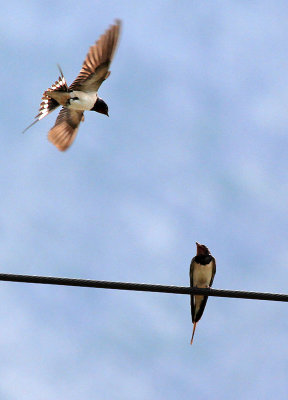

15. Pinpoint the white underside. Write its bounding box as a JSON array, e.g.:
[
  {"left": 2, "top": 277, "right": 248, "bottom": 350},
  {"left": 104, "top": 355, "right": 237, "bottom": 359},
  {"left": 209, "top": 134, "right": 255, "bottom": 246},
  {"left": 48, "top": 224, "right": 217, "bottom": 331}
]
[
  {"left": 192, "top": 261, "right": 214, "bottom": 288},
  {"left": 192, "top": 261, "right": 214, "bottom": 316},
  {"left": 67, "top": 91, "right": 98, "bottom": 111}
]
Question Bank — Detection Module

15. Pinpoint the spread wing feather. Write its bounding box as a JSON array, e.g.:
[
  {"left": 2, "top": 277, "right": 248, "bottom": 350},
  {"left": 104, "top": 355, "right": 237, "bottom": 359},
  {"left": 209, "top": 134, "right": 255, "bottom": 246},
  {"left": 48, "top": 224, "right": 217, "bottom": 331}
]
[
  {"left": 69, "top": 20, "right": 121, "bottom": 92},
  {"left": 23, "top": 69, "right": 68, "bottom": 133},
  {"left": 48, "top": 107, "right": 84, "bottom": 151}
]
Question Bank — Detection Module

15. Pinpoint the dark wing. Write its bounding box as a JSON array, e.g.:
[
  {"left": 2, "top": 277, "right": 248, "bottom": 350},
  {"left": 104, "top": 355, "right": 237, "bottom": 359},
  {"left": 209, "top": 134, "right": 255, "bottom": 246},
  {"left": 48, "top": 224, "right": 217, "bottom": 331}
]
[
  {"left": 209, "top": 257, "right": 216, "bottom": 287},
  {"left": 23, "top": 67, "right": 68, "bottom": 133},
  {"left": 69, "top": 20, "right": 121, "bottom": 93},
  {"left": 48, "top": 107, "right": 84, "bottom": 151},
  {"left": 192, "top": 296, "right": 209, "bottom": 323},
  {"left": 189, "top": 257, "right": 196, "bottom": 290},
  {"left": 189, "top": 257, "right": 197, "bottom": 323}
]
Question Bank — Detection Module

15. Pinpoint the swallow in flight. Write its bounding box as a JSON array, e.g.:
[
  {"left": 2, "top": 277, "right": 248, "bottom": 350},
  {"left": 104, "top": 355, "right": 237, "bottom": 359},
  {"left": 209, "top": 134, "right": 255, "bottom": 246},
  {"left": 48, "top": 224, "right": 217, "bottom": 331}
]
[{"left": 23, "top": 20, "right": 121, "bottom": 151}]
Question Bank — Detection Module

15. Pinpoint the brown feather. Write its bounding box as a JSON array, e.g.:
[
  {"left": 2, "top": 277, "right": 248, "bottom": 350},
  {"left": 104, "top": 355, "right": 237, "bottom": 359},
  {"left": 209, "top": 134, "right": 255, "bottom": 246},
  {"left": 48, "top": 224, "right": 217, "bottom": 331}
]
[
  {"left": 44, "top": 91, "right": 71, "bottom": 106},
  {"left": 48, "top": 108, "right": 83, "bottom": 151},
  {"left": 69, "top": 20, "right": 121, "bottom": 92},
  {"left": 23, "top": 71, "right": 68, "bottom": 133}
]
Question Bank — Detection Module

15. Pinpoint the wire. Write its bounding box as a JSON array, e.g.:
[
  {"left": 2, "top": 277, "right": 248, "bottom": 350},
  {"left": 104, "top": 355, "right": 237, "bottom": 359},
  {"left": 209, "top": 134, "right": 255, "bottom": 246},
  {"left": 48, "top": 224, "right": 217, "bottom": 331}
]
[{"left": 0, "top": 272, "right": 287, "bottom": 302}]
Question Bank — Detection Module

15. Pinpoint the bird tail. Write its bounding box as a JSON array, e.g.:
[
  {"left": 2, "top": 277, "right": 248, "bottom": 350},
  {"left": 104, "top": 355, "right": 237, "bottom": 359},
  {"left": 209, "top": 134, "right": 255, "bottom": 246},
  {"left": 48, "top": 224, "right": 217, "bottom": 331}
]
[
  {"left": 23, "top": 65, "right": 69, "bottom": 133},
  {"left": 43, "top": 65, "right": 70, "bottom": 106},
  {"left": 190, "top": 322, "right": 197, "bottom": 345}
]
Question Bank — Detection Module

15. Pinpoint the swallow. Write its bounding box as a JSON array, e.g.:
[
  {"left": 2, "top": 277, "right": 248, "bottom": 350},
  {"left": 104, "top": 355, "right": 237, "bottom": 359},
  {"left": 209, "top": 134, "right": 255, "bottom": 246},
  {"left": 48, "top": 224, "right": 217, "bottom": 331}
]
[
  {"left": 23, "top": 19, "right": 121, "bottom": 151},
  {"left": 189, "top": 242, "right": 216, "bottom": 345}
]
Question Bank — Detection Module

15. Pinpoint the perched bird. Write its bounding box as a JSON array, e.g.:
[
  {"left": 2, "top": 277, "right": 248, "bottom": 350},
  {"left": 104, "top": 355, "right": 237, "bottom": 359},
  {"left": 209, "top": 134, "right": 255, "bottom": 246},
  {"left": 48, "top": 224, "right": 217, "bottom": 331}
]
[
  {"left": 189, "top": 242, "right": 216, "bottom": 345},
  {"left": 23, "top": 19, "right": 121, "bottom": 151}
]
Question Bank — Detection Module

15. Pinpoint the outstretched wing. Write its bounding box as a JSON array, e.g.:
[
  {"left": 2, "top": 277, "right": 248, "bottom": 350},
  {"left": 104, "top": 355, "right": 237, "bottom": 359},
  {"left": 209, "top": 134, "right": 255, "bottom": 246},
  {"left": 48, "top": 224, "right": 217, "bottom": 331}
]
[
  {"left": 48, "top": 107, "right": 84, "bottom": 151},
  {"left": 23, "top": 66, "right": 68, "bottom": 133},
  {"left": 69, "top": 20, "right": 121, "bottom": 93}
]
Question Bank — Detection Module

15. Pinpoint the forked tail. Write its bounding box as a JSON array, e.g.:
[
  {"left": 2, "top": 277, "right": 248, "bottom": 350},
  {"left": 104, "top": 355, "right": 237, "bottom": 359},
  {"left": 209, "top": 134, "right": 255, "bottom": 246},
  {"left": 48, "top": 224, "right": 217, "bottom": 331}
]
[{"left": 23, "top": 65, "right": 68, "bottom": 133}]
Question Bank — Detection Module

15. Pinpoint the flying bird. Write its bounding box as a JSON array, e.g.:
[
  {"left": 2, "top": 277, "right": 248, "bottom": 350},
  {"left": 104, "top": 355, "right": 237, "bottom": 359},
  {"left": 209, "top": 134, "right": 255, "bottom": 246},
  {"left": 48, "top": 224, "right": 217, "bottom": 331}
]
[
  {"left": 189, "top": 242, "right": 216, "bottom": 345},
  {"left": 23, "top": 19, "right": 121, "bottom": 151}
]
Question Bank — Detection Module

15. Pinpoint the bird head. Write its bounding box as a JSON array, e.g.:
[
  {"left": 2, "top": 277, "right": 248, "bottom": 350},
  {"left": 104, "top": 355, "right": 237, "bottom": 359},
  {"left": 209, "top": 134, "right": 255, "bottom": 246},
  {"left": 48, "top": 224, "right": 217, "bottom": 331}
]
[
  {"left": 91, "top": 97, "right": 109, "bottom": 116},
  {"left": 196, "top": 242, "right": 210, "bottom": 256}
]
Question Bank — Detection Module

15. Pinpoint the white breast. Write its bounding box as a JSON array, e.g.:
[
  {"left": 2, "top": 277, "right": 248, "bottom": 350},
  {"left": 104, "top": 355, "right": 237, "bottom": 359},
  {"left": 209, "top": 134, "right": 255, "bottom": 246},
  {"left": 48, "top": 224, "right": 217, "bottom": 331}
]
[
  {"left": 192, "top": 261, "right": 214, "bottom": 288},
  {"left": 68, "top": 91, "right": 97, "bottom": 111},
  {"left": 192, "top": 260, "right": 214, "bottom": 318}
]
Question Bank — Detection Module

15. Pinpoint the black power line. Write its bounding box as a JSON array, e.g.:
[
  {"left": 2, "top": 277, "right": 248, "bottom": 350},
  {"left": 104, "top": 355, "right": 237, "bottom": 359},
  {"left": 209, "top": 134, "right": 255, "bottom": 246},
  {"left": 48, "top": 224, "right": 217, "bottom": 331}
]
[{"left": 0, "top": 272, "right": 287, "bottom": 302}]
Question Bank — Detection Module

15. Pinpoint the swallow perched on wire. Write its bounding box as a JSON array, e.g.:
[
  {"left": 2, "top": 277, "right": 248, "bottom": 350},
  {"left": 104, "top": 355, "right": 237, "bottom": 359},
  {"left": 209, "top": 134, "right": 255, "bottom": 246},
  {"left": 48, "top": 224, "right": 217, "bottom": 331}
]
[
  {"left": 23, "top": 19, "right": 121, "bottom": 151},
  {"left": 189, "top": 242, "right": 216, "bottom": 345}
]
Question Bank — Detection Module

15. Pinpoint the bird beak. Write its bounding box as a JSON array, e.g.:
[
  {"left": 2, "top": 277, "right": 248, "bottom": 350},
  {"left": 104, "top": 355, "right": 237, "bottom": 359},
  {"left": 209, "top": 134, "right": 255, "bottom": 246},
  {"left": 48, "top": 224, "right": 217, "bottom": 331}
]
[{"left": 196, "top": 242, "right": 202, "bottom": 255}]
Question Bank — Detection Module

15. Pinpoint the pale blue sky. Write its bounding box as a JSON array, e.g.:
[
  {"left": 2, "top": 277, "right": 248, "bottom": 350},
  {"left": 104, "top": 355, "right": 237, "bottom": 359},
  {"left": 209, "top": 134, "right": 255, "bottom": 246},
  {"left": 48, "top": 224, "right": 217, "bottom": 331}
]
[{"left": 1, "top": 1, "right": 288, "bottom": 399}]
